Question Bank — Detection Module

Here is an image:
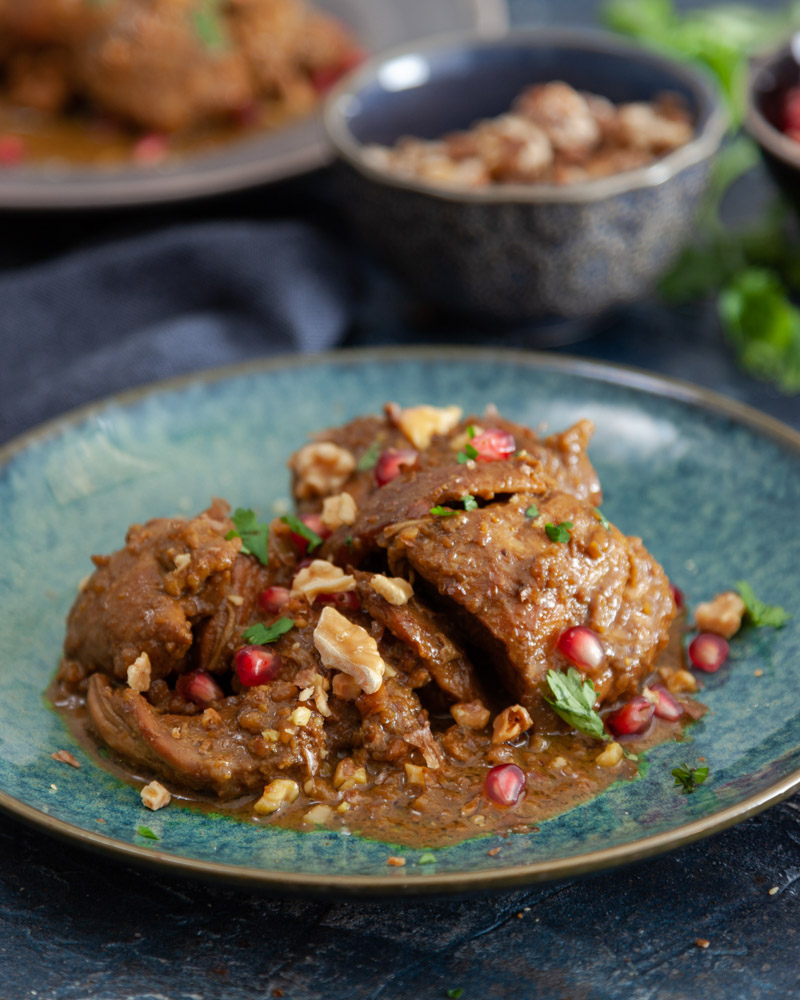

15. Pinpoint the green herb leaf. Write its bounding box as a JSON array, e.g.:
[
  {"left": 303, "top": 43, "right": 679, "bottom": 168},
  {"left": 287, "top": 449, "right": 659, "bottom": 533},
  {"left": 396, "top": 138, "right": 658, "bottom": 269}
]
[
  {"left": 226, "top": 508, "right": 269, "bottom": 566},
  {"left": 345, "top": 535, "right": 354, "bottom": 549},
  {"left": 525, "top": 503, "right": 539, "bottom": 519},
  {"left": 281, "top": 514, "right": 323, "bottom": 553},
  {"left": 418, "top": 852, "right": 436, "bottom": 865},
  {"left": 457, "top": 442, "right": 479, "bottom": 463},
  {"left": 467, "top": 425, "right": 476, "bottom": 439},
  {"left": 594, "top": 508, "right": 610, "bottom": 530},
  {"left": 735, "top": 580, "right": 790, "bottom": 628},
  {"left": 671, "top": 762, "right": 709, "bottom": 794},
  {"left": 461, "top": 494, "right": 478, "bottom": 511},
  {"left": 545, "top": 667, "right": 608, "bottom": 741},
  {"left": 430, "top": 505, "right": 458, "bottom": 518},
  {"left": 357, "top": 440, "right": 381, "bottom": 471},
  {"left": 446, "top": 990, "right": 464, "bottom": 999},
  {"left": 191, "top": 0, "right": 229, "bottom": 51},
  {"left": 136, "top": 825, "right": 159, "bottom": 841},
  {"left": 545, "top": 521, "right": 573, "bottom": 544},
  {"left": 242, "top": 618, "right": 294, "bottom": 645}
]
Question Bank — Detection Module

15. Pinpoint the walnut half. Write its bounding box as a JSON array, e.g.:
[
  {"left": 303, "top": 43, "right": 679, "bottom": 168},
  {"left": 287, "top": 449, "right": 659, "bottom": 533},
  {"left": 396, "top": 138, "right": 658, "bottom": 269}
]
[
  {"left": 291, "top": 560, "right": 356, "bottom": 603},
  {"left": 313, "top": 606, "right": 386, "bottom": 694},
  {"left": 492, "top": 704, "right": 534, "bottom": 744},
  {"left": 290, "top": 442, "right": 356, "bottom": 499}
]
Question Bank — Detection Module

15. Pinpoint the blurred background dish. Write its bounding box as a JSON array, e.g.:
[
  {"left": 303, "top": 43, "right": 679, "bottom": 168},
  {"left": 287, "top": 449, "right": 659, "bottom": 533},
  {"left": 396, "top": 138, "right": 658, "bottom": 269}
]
[
  {"left": 325, "top": 28, "right": 727, "bottom": 322},
  {"left": 0, "top": 0, "right": 507, "bottom": 208}
]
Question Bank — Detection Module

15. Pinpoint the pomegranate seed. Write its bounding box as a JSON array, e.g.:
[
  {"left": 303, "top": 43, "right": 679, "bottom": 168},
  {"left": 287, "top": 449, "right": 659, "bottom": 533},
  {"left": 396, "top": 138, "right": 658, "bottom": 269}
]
[
  {"left": 132, "top": 133, "right": 168, "bottom": 166},
  {"left": 232, "top": 101, "right": 259, "bottom": 126},
  {"left": 375, "top": 448, "right": 418, "bottom": 486},
  {"left": 176, "top": 670, "right": 223, "bottom": 706},
  {"left": 606, "top": 696, "right": 655, "bottom": 737},
  {"left": 289, "top": 513, "right": 330, "bottom": 556},
  {"left": 783, "top": 87, "right": 800, "bottom": 131},
  {"left": 484, "top": 763, "right": 526, "bottom": 806},
  {"left": 317, "top": 590, "right": 360, "bottom": 611},
  {"left": 648, "top": 684, "right": 684, "bottom": 722},
  {"left": 557, "top": 626, "right": 605, "bottom": 672},
  {"left": 0, "top": 135, "right": 24, "bottom": 166},
  {"left": 688, "top": 633, "right": 729, "bottom": 673},
  {"left": 471, "top": 429, "right": 516, "bottom": 462},
  {"left": 670, "top": 584, "right": 685, "bottom": 612},
  {"left": 259, "top": 586, "right": 290, "bottom": 614},
  {"left": 235, "top": 645, "right": 282, "bottom": 687}
]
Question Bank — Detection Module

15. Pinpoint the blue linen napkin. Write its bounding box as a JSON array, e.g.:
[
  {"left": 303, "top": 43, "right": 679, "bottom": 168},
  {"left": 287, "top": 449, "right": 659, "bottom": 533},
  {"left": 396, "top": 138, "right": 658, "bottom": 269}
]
[{"left": 0, "top": 219, "right": 355, "bottom": 444}]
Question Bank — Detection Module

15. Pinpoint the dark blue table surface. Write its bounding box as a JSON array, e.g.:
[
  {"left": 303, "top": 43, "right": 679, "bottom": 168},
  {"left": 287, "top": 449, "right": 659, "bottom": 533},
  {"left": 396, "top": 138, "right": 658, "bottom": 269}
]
[{"left": 2, "top": 2, "right": 800, "bottom": 999}]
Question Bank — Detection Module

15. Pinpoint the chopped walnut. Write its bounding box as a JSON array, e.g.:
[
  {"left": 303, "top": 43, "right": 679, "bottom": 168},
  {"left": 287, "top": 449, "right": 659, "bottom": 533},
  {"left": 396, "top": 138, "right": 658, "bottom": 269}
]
[
  {"left": 386, "top": 855, "right": 406, "bottom": 867},
  {"left": 694, "top": 591, "right": 746, "bottom": 639},
  {"left": 320, "top": 492, "right": 358, "bottom": 530},
  {"left": 515, "top": 81, "right": 600, "bottom": 157},
  {"left": 614, "top": 102, "right": 693, "bottom": 153},
  {"left": 334, "top": 758, "right": 368, "bottom": 790},
  {"left": 663, "top": 668, "right": 698, "bottom": 694},
  {"left": 404, "top": 762, "right": 426, "bottom": 786},
  {"left": 290, "top": 705, "right": 312, "bottom": 727},
  {"left": 126, "top": 652, "right": 151, "bottom": 694},
  {"left": 254, "top": 778, "right": 300, "bottom": 815},
  {"left": 595, "top": 742, "right": 623, "bottom": 768},
  {"left": 141, "top": 780, "right": 170, "bottom": 811},
  {"left": 369, "top": 573, "right": 414, "bottom": 606},
  {"left": 331, "top": 672, "right": 362, "bottom": 700},
  {"left": 290, "top": 442, "right": 356, "bottom": 499},
  {"left": 492, "top": 704, "right": 534, "bottom": 744},
  {"left": 451, "top": 700, "right": 491, "bottom": 730},
  {"left": 303, "top": 804, "right": 333, "bottom": 825},
  {"left": 291, "top": 560, "right": 356, "bottom": 603},
  {"left": 172, "top": 552, "right": 191, "bottom": 572},
  {"left": 391, "top": 404, "right": 463, "bottom": 450},
  {"left": 201, "top": 708, "right": 222, "bottom": 730},
  {"left": 313, "top": 606, "right": 386, "bottom": 695},
  {"left": 51, "top": 750, "right": 80, "bottom": 769}
]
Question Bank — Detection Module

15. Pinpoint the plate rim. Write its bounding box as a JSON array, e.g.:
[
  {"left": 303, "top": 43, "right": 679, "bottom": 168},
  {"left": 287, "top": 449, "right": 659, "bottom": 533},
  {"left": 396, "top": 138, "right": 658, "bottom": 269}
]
[
  {"left": 0, "top": 0, "right": 509, "bottom": 211},
  {"left": 2, "top": 345, "right": 799, "bottom": 895}
]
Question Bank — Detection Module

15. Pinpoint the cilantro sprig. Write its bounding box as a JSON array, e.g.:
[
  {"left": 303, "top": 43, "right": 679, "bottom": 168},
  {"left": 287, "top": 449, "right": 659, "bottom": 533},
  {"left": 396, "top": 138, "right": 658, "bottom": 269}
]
[
  {"left": 430, "top": 505, "right": 458, "bottom": 518},
  {"left": 281, "top": 514, "right": 323, "bottom": 553},
  {"left": 226, "top": 508, "right": 269, "bottom": 566},
  {"left": 456, "top": 443, "right": 478, "bottom": 464},
  {"left": 545, "top": 668, "right": 608, "bottom": 741},
  {"left": 136, "top": 825, "right": 160, "bottom": 841},
  {"left": 191, "top": 0, "right": 229, "bottom": 50},
  {"left": 594, "top": 508, "right": 610, "bottom": 530},
  {"left": 735, "top": 580, "right": 790, "bottom": 628},
  {"left": 462, "top": 494, "right": 478, "bottom": 511},
  {"left": 671, "top": 762, "right": 709, "bottom": 794},
  {"left": 525, "top": 503, "right": 539, "bottom": 519},
  {"left": 545, "top": 521, "right": 573, "bottom": 544},
  {"left": 243, "top": 618, "right": 294, "bottom": 645},
  {"left": 357, "top": 440, "right": 381, "bottom": 471}
]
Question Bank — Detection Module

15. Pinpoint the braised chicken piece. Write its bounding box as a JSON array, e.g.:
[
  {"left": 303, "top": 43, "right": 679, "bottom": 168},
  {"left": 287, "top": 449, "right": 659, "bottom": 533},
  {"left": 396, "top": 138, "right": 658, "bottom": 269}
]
[{"left": 55, "top": 404, "right": 688, "bottom": 847}]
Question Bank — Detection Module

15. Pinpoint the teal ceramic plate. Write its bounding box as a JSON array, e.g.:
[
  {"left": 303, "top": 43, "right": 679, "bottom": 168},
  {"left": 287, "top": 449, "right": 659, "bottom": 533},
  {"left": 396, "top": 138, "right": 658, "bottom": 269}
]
[{"left": 1, "top": 349, "right": 799, "bottom": 895}]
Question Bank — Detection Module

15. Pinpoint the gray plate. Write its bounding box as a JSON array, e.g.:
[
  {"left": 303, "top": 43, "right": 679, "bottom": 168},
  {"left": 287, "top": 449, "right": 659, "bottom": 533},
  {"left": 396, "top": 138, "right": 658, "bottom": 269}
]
[{"left": 0, "top": 0, "right": 507, "bottom": 210}]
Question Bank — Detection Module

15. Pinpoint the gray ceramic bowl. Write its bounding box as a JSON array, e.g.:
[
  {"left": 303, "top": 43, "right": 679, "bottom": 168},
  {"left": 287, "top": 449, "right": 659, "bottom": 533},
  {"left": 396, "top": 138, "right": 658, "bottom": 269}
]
[{"left": 324, "top": 29, "right": 728, "bottom": 321}]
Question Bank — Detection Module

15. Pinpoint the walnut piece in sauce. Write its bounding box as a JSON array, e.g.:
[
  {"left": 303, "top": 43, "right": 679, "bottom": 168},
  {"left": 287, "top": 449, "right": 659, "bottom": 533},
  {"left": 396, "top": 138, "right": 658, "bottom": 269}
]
[
  {"left": 321, "top": 492, "right": 357, "bottom": 530},
  {"left": 313, "top": 606, "right": 386, "bottom": 694},
  {"left": 369, "top": 573, "right": 414, "bottom": 606},
  {"left": 492, "top": 704, "right": 534, "bottom": 744},
  {"left": 389, "top": 404, "right": 463, "bottom": 450},
  {"left": 694, "top": 591, "right": 746, "bottom": 639},
  {"left": 291, "top": 560, "right": 356, "bottom": 602},
  {"left": 290, "top": 442, "right": 356, "bottom": 499}
]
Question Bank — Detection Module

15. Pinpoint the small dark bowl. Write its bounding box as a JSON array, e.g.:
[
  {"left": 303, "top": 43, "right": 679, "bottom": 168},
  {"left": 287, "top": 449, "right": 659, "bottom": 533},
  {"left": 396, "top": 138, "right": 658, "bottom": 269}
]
[
  {"left": 746, "top": 39, "right": 800, "bottom": 211},
  {"left": 324, "top": 29, "right": 727, "bottom": 322}
]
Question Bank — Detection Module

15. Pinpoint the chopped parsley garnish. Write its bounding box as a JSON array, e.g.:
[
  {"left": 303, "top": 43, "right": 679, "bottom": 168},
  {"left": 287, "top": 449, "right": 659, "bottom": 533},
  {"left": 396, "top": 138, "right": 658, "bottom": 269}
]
[
  {"left": 735, "top": 580, "right": 790, "bottom": 628},
  {"left": 430, "top": 505, "right": 458, "bottom": 518},
  {"left": 357, "top": 440, "right": 381, "bottom": 471},
  {"left": 545, "top": 521, "right": 573, "bottom": 544},
  {"left": 136, "top": 825, "right": 159, "bottom": 841},
  {"left": 226, "top": 508, "right": 269, "bottom": 566},
  {"left": 418, "top": 852, "right": 436, "bottom": 865},
  {"left": 545, "top": 668, "right": 608, "bottom": 741},
  {"left": 594, "top": 508, "right": 610, "bottom": 530},
  {"left": 446, "top": 990, "right": 464, "bottom": 999},
  {"left": 281, "top": 514, "right": 323, "bottom": 553},
  {"left": 671, "top": 763, "right": 709, "bottom": 794},
  {"left": 345, "top": 535, "right": 354, "bottom": 548},
  {"left": 242, "top": 618, "right": 294, "bottom": 644},
  {"left": 525, "top": 503, "right": 539, "bottom": 519},
  {"left": 461, "top": 494, "right": 478, "bottom": 511},
  {"left": 191, "top": 0, "right": 229, "bottom": 50},
  {"left": 467, "top": 425, "right": 476, "bottom": 439},
  {"left": 457, "top": 443, "right": 479, "bottom": 463}
]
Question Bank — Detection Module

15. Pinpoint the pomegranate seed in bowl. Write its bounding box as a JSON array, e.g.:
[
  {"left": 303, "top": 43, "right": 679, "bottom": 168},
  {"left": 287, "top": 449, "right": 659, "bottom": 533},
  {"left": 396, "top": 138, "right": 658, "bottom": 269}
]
[
  {"left": 484, "top": 763, "right": 526, "bottom": 806},
  {"left": 259, "top": 586, "right": 291, "bottom": 614},
  {"left": 317, "top": 591, "right": 360, "bottom": 611},
  {"left": 647, "top": 684, "right": 684, "bottom": 722},
  {"left": 235, "top": 646, "right": 282, "bottom": 687},
  {"left": 670, "top": 584, "right": 685, "bottom": 611},
  {"left": 606, "top": 696, "right": 655, "bottom": 737},
  {"left": 471, "top": 429, "right": 515, "bottom": 462},
  {"left": 557, "top": 626, "right": 605, "bottom": 672},
  {"left": 375, "top": 448, "right": 418, "bottom": 486},
  {"left": 176, "top": 670, "right": 223, "bottom": 706},
  {"left": 688, "top": 633, "right": 729, "bottom": 672}
]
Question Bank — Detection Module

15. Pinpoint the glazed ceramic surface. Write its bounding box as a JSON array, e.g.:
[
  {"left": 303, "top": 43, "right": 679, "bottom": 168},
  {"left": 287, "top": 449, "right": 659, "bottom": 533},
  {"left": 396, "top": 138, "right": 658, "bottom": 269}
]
[
  {"left": 1, "top": 349, "right": 798, "bottom": 895},
  {"left": 0, "top": 0, "right": 506, "bottom": 209},
  {"left": 325, "top": 30, "right": 727, "bottom": 320}
]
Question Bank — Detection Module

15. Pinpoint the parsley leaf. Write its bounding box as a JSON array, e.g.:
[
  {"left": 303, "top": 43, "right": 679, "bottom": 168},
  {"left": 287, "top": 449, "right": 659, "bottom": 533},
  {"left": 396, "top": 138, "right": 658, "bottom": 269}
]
[
  {"left": 671, "top": 762, "right": 709, "bottom": 794},
  {"left": 430, "top": 505, "right": 458, "bottom": 518},
  {"left": 545, "top": 521, "right": 573, "bottom": 544},
  {"left": 525, "top": 503, "right": 539, "bottom": 519},
  {"left": 545, "top": 668, "right": 608, "bottom": 741},
  {"left": 735, "top": 580, "right": 790, "bottom": 628},
  {"left": 418, "top": 852, "right": 436, "bottom": 865},
  {"left": 136, "top": 825, "right": 159, "bottom": 841},
  {"left": 457, "top": 443, "right": 479, "bottom": 463},
  {"left": 594, "top": 508, "right": 610, "bottom": 530},
  {"left": 357, "top": 440, "right": 381, "bottom": 471},
  {"left": 242, "top": 618, "right": 294, "bottom": 644},
  {"left": 226, "top": 508, "right": 269, "bottom": 566},
  {"left": 281, "top": 514, "right": 323, "bottom": 553},
  {"left": 461, "top": 494, "right": 478, "bottom": 511},
  {"left": 191, "top": 0, "right": 229, "bottom": 51},
  {"left": 446, "top": 991, "right": 464, "bottom": 999}
]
